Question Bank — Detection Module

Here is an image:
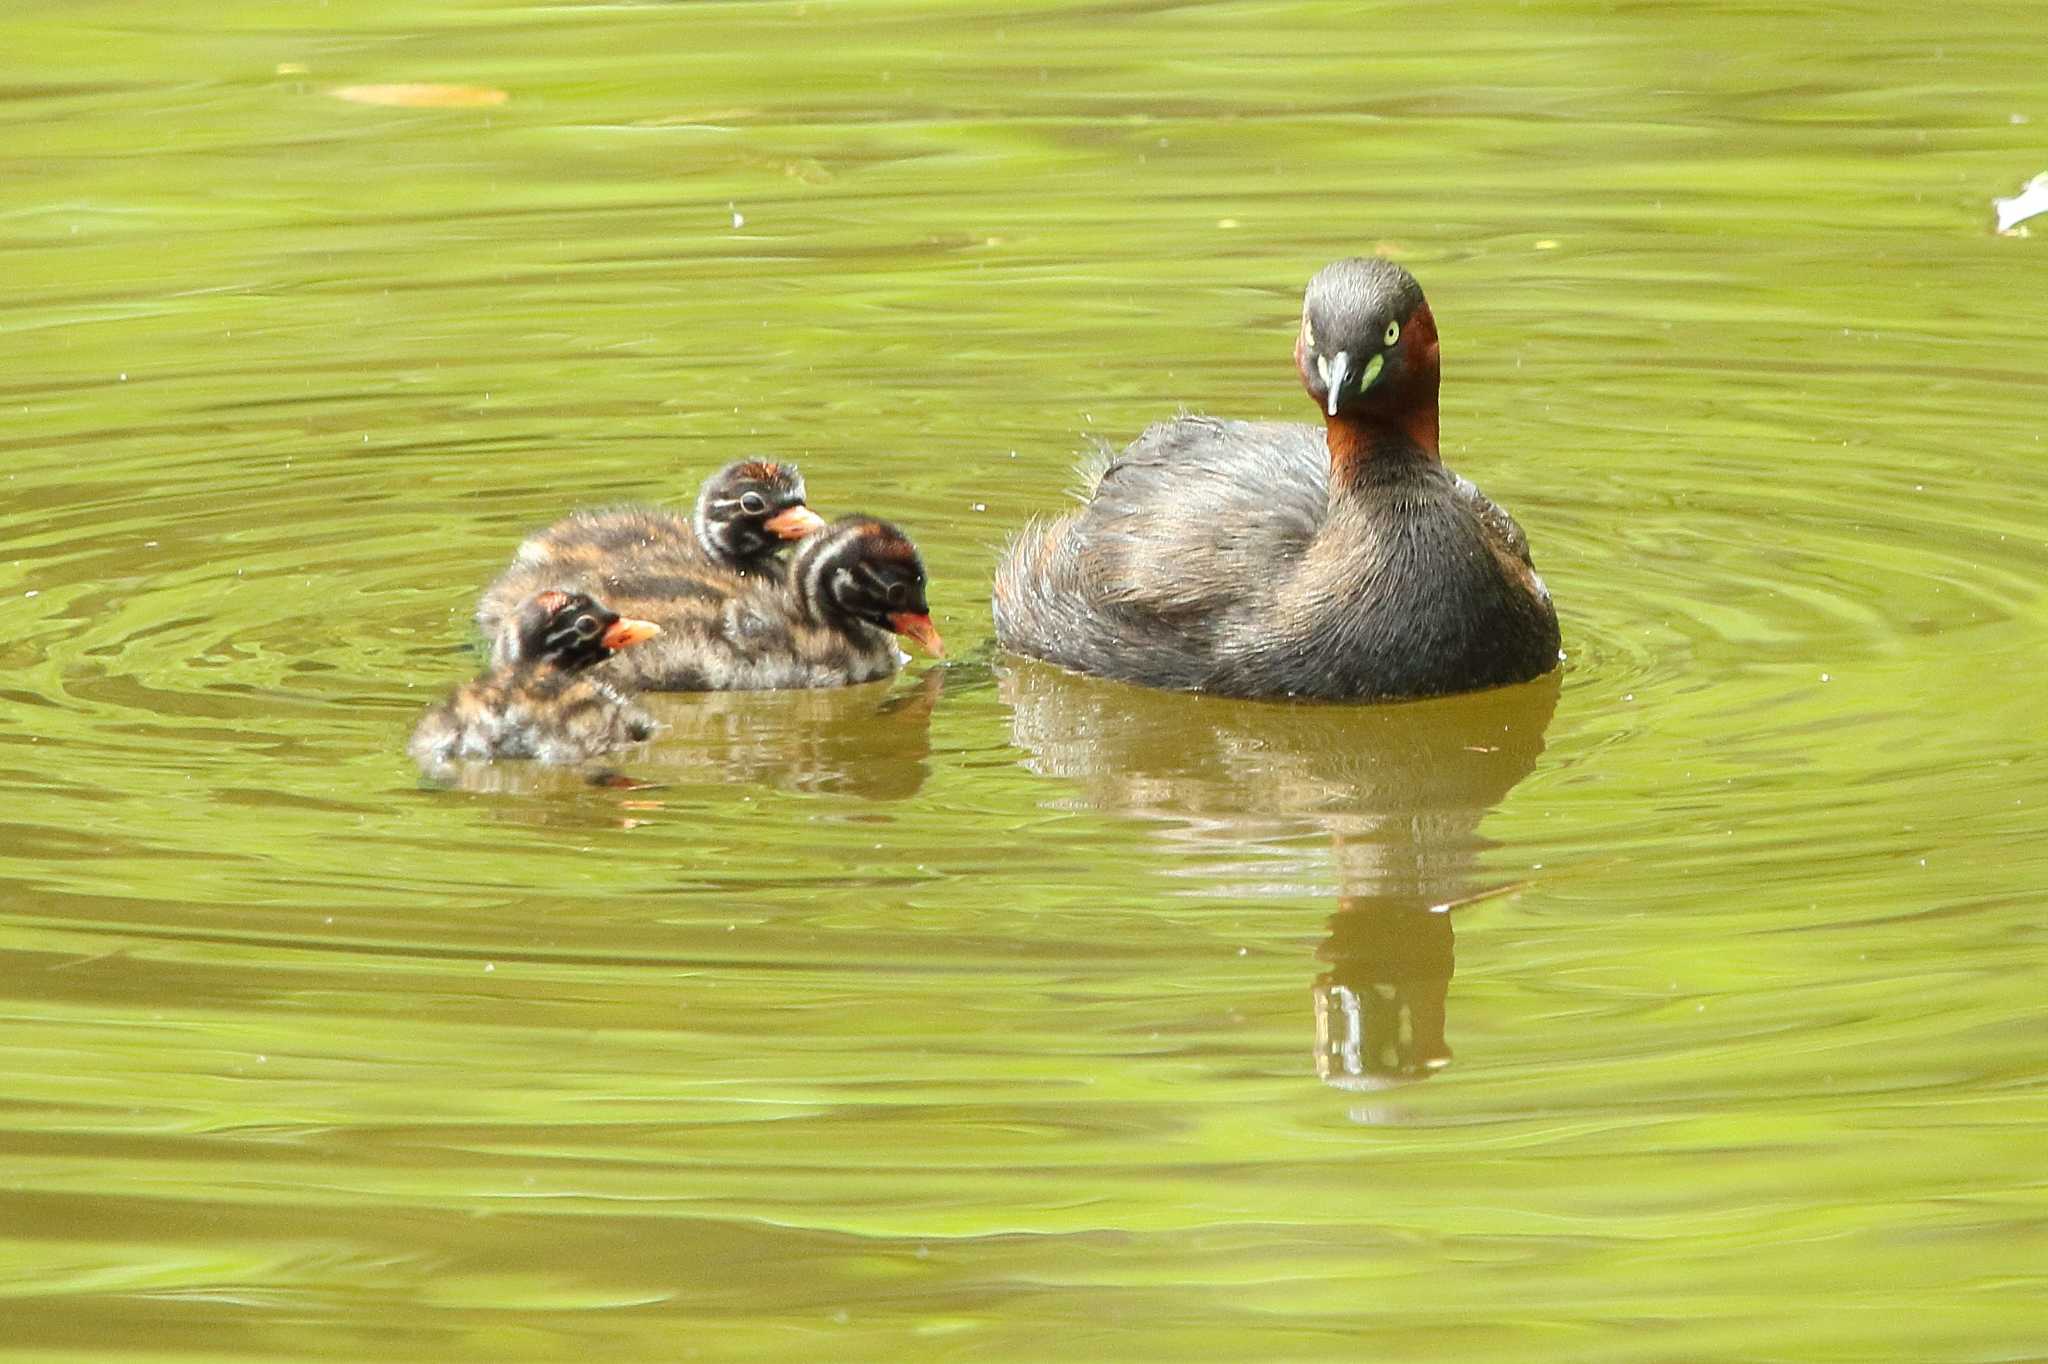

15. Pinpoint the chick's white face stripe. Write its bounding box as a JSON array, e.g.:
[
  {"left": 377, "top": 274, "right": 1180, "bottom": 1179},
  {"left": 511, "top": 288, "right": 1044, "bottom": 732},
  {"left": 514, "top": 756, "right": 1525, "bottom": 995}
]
[{"left": 830, "top": 566, "right": 859, "bottom": 607}]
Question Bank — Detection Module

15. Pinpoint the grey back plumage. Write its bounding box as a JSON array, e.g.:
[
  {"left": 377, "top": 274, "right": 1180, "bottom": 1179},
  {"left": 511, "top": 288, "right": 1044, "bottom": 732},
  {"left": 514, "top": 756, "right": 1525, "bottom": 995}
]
[{"left": 992, "top": 417, "right": 1558, "bottom": 700}]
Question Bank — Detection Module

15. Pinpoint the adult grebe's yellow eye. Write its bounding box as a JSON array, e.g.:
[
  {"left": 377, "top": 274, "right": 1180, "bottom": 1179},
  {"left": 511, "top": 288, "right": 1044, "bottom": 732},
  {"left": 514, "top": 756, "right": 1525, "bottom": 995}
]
[{"left": 1383, "top": 320, "right": 1401, "bottom": 348}]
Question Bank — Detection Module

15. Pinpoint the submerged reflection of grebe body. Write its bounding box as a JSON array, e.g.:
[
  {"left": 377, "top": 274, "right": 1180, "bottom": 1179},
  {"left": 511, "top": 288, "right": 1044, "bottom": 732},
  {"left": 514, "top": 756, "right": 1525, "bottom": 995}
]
[
  {"left": 999, "top": 662, "right": 1557, "bottom": 1088},
  {"left": 635, "top": 666, "right": 944, "bottom": 800},
  {"left": 1314, "top": 890, "right": 1457, "bottom": 1087},
  {"left": 414, "top": 666, "right": 943, "bottom": 802}
]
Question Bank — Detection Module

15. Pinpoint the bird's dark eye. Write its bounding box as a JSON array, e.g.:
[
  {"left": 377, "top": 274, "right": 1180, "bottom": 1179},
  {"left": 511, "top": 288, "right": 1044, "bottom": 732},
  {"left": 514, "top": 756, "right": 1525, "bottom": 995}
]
[
  {"left": 885, "top": 581, "right": 909, "bottom": 606},
  {"left": 1383, "top": 320, "right": 1401, "bottom": 348},
  {"left": 573, "top": 614, "right": 601, "bottom": 639},
  {"left": 739, "top": 492, "right": 769, "bottom": 516}
]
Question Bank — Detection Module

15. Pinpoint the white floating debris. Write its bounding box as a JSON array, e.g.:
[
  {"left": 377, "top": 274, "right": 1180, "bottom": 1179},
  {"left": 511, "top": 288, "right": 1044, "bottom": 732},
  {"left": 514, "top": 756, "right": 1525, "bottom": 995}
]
[{"left": 1993, "top": 173, "right": 2048, "bottom": 234}]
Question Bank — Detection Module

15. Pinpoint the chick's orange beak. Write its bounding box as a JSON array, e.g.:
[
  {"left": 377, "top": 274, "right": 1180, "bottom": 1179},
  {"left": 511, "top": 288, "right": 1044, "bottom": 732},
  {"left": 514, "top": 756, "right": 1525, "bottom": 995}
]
[
  {"left": 764, "top": 505, "right": 828, "bottom": 540},
  {"left": 887, "top": 611, "right": 945, "bottom": 658},
  {"left": 601, "top": 618, "right": 661, "bottom": 650}
]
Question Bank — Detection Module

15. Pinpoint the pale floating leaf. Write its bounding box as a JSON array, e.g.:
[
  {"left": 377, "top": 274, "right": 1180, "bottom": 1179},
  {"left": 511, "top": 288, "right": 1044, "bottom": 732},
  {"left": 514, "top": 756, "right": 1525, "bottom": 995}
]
[
  {"left": 330, "top": 83, "right": 509, "bottom": 109},
  {"left": 1992, "top": 173, "right": 2048, "bottom": 235}
]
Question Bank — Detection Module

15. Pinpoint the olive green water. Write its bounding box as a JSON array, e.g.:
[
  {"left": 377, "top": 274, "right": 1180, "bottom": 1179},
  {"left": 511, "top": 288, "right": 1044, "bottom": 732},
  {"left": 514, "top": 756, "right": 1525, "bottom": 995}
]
[{"left": 5, "top": 2, "right": 2046, "bottom": 1359}]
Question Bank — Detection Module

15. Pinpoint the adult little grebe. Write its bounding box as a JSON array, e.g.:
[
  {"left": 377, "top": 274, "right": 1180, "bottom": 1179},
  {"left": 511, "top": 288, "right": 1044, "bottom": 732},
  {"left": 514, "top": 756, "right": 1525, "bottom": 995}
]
[
  {"left": 411, "top": 590, "right": 662, "bottom": 766},
  {"left": 588, "top": 515, "right": 944, "bottom": 691},
  {"left": 476, "top": 460, "right": 824, "bottom": 663},
  {"left": 992, "top": 257, "right": 1560, "bottom": 701}
]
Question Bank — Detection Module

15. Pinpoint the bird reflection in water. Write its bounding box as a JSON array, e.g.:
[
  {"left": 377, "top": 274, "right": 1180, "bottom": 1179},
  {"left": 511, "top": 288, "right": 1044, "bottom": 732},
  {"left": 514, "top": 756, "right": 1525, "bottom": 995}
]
[
  {"left": 1314, "top": 880, "right": 1457, "bottom": 1088},
  {"left": 414, "top": 666, "right": 944, "bottom": 808},
  {"left": 999, "top": 661, "right": 1558, "bottom": 1091},
  {"left": 634, "top": 664, "right": 944, "bottom": 800}
]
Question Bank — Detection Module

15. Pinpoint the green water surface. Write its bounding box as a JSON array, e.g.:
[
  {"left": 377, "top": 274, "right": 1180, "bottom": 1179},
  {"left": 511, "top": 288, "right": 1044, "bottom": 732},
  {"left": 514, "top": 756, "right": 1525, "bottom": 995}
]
[{"left": 3, "top": 2, "right": 2045, "bottom": 1359}]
